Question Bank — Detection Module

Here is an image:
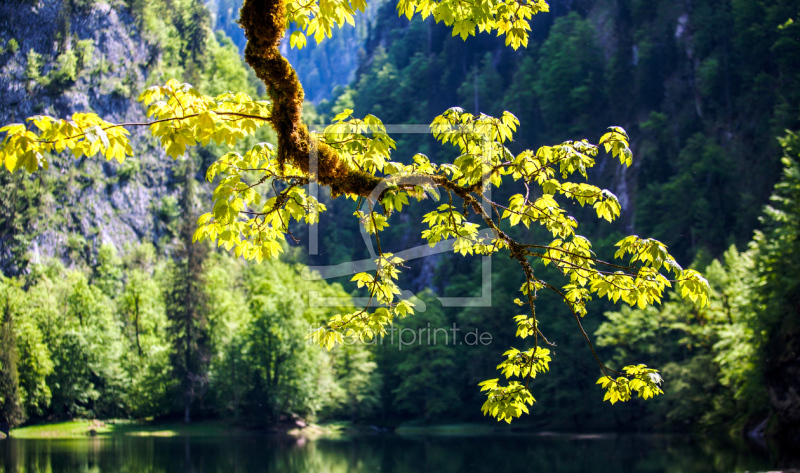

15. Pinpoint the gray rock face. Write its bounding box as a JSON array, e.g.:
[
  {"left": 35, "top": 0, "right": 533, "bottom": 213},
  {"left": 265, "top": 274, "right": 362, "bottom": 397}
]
[
  {"left": 0, "top": 0, "right": 181, "bottom": 269},
  {"left": 0, "top": 0, "right": 376, "bottom": 271}
]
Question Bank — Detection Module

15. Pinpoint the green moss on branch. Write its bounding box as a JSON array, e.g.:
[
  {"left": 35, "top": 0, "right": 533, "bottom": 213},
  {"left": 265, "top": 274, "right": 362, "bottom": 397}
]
[{"left": 239, "top": 0, "right": 382, "bottom": 197}]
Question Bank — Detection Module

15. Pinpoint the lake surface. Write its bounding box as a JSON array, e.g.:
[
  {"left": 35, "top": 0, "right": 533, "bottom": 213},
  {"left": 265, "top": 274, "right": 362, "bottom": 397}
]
[{"left": 0, "top": 432, "right": 774, "bottom": 473}]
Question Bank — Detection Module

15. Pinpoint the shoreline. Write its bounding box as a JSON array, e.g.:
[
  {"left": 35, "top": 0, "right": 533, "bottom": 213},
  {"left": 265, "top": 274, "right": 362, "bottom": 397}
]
[{"left": 5, "top": 419, "right": 342, "bottom": 440}]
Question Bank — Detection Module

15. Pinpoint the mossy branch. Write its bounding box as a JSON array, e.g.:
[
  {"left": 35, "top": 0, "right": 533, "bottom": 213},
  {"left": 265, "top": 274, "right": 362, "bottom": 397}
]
[{"left": 239, "top": 0, "right": 382, "bottom": 198}]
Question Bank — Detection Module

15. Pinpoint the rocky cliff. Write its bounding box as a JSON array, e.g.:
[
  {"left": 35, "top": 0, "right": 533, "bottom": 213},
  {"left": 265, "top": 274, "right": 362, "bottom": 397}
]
[{"left": 0, "top": 0, "right": 184, "bottom": 272}]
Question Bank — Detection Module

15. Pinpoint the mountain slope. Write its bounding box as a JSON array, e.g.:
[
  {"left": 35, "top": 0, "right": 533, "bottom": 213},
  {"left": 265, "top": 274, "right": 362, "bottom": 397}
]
[{"left": 0, "top": 0, "right": 256, "bottom": 274}]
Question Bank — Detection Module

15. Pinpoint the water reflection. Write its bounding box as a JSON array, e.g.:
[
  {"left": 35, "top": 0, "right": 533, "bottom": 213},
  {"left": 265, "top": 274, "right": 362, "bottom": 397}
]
[{"left": 0, "top": 432, "right": 773, "bottom": 473}]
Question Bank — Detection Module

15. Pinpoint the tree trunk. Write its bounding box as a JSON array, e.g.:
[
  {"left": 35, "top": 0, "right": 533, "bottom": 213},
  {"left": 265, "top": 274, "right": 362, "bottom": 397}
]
[{"left": 134, "top": 293, "right": 142, "bottom": 356}]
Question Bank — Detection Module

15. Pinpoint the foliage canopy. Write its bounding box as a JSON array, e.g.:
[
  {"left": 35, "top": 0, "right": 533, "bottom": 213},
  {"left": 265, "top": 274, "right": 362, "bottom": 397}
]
[{"left": 0, "top": 0, "right": 711, "bottom": 422}]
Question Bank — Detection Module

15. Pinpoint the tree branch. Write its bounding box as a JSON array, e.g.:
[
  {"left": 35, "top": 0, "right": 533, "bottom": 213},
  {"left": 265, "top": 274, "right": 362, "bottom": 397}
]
[{"left": 240, "top": 0, "right": 383, "bottom": 198}]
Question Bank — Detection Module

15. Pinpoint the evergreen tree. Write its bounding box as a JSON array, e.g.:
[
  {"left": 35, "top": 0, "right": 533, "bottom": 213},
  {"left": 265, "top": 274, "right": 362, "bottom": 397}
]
[
  {"left": 93, "top": 243, "right": 124, "bottom": 299},
  {"left": 0, "top": 286, "right": 25, "bottom": 434},
  {"left": 753, "top": 129, "right": 800, "bottom": 447},
  {"left": 0, "top": 173, "right": 42, "bottom": 276},
  {"left": 165, "top": 160, "right": 211, "bottom": 423},
  {"left": 533, "top": 11, "right": 605, "bottom": 139},
  {"left": 382, "top": 293, "right": 461, "bottom": 421},
  {"left": 118, "top": 256, "right": 173, "bottom": 418}
]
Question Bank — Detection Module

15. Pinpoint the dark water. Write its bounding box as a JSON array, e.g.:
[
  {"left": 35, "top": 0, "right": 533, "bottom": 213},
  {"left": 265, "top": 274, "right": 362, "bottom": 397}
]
[{"left": 0, "top": 433, "right": 774, "bottom": 473}]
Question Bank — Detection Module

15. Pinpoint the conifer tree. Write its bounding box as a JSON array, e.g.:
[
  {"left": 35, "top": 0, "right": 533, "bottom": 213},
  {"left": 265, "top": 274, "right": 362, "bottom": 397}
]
[
  {"left": 755, "top": 130, "right": 800, "bottom": 447},
  {"left": 165, "top": 159, "right": 211, "bottom": 423},
  {"left": 0, "top": 287, "right": 24, "bottom": 434}
]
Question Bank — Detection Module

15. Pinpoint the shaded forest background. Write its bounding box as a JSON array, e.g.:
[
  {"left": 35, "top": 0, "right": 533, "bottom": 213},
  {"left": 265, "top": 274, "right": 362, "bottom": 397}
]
[{"left": 0, "top": 0, "right": 799, "bottom": 449}]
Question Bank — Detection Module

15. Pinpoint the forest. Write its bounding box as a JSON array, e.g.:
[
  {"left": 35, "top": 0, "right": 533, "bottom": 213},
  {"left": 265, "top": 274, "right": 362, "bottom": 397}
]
[{"left": 0, "top": 0, "right": 798, "bottom": 460}]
